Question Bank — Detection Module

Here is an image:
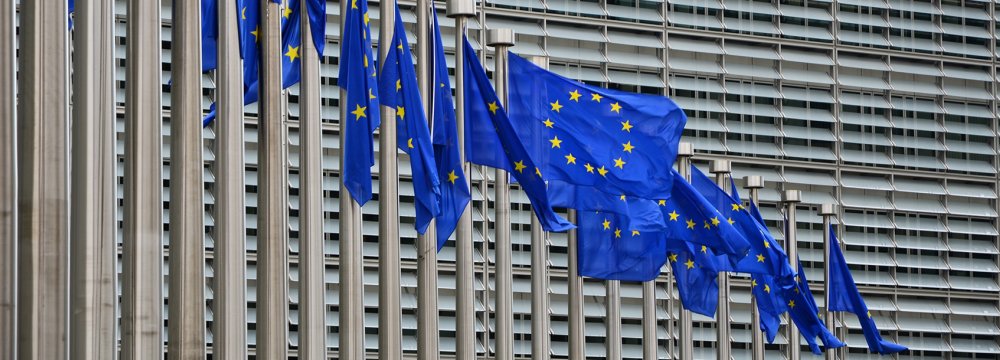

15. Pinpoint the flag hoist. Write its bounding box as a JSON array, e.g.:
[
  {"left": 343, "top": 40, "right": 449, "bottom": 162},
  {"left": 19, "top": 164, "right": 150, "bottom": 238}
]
[{"left": 377, "top": 1, "right": 402, "bottom": 359}]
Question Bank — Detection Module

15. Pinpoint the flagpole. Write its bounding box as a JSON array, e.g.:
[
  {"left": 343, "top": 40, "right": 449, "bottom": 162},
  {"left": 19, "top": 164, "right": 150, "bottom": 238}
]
[
  {"left": 710, "top": 160, "right": 732, "bottom": 360},
  {"left": 69, "top": 0, "right": 116, "bottom": 358},
  {"left": 526, "top": 55, "right": 552, "bottom": 360},
  {"left": 121, "top": 0, "right": 164, "bottom": 358},
  {"left": 258, "top": 0, "right": 290, "bottom": 357},
  {"left": 339, "top": 0, "right": 365, "bottom": 356},
  {"left": 17, "top": 0, "right": 70, "bottom": 356},
  {"left": 377, "top": 3, "right": 403, "bottom": 360},
  {"left": 567, "top": 209, "right": 585, "bottom": 360},
  {"left": 676, "top": 142, "right": 695, "bottom": 360},
  {"left": 783, "top": 190, "right": 802, "bottom": 360},
  {"left": 743, "top": 176, "right": 765, "bottom": 360},
  {"left": 0, "top": 0, "right": 15, "bottom": 355},
  {"left": 642, "top": 276, "right": 656, "bottom": 360},
  {"left": 607, "top": 280, "right": 622, "bottom": 360},
  {"left": 415, "top": 2, "right": 441, "bottom": 359},
  {"left": 300, "top": 0, "right": 326, "bottom": 358},
  {"left": 213, "top": 0, "right": 248, "bottom": 355},
  {"left": 447, "top": 2, "right": 477, "bottom": 359},
  {"left": 487, "top": 28, "right": 516, "bottom": 360},
  {"left": 819, "top": 204, "right": 838, "bottom": 360}
]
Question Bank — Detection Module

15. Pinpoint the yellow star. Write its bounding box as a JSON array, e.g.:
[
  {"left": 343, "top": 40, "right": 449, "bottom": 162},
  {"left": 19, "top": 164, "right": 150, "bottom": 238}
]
[
  {"left": 669, "top": 253, "right": 678, "bottom": 263},
  {"left": 794, "top": 287, "right": 800, "bottom": 294},
  {"left": 619, "top": 194, "right": 626, "bottom": 201},
  {"left": 763, "top": 240, "right": 770, "bottom": 249},
  {"left": 764, "top": 284, "right": 771, "bottom": 293},
  {"left": 396, "top": 106, "right": 405, "bottom": 119},
  {"left": 569, "top": 90, "right": 581, "bottom": 102},
  {"left": 285, "top": 45, "right": 300, "bottom": 62},
  {"left": 658, "top": 199, "right": 666, "bottom": 206},
  {"left": 351, "top": 104, "right": 367, "bottom": 120},
  {"left": 550, "top": 100, "right": 563, "bottom": 112},
  {"left": 251, "top": 26, "right": 260, "bottom": 42},
  {"left": 407, "top": 138, "right": 414, "bottom": 149},
  {"left": 614, "top": 228, "right": 621, "bottom": 238},
  {"left": 549, "top": 136, "right": 562, "bottom": 148},
  {"left": 591, "top": 93, "right": 603, "bottom": 102},
  {"left": 397, "top": 41, "right": 404, "bottom": 50},
  {"left": 867, "top": 311, "right": 872, "bottom": 318},
  {"left": 613, "top": 157, "right": 625, "bottom": 169},
  {"left": 542, "top": 118, "right": 554, "bottom": 128},
  {"left": 369, "top": 88, "right": 376, "bottom": 99},
  {"left": 283, "top": 4, "right": 292, "bottom": 18},
  {"left": 685, "top": 259, "right": 695, "bottom": 269},
  {"left": 597, "top": 166, "right": 608, "bottom": 177},
  {"left": 513, "top": 160, "right": 526, "bottom": 173},
  {"left": 620, "top": 120, "right": 633, "bottom": 132},
  {"left": 488, "top": 101, "right": 499, "bottom": 114},
  {"left": 448, "top": 170, "right": 459, "bottom": 184},
  {"left": 396, "top": 79, "right": 401, "bottom": 91},
  {"left": 731, "top": 203, "right": 741, "bottom": 211},
  {"left": 727, "top": 218, "right": 735, "bottom": 225},
  {"left": 602, "top": 219, "right": 611, "bottom": 230},
  {"left": 622, "top": 141, "right": 634, "bottom": 153},
  {"left": 631, "top": 230, "right": 640, "bottom": 236},
  {"left": 700, "top": 245, "right": 707, "bottom": 253},
  {"left": 363, "top": 12, "right": 370, "bottom": 25},
  {"left": 363, "top": 54, "right": 369, "bottom": 68},
  {"left": 668, "top": 211, "right": 679, "bottom": 221},
  {"left": 751, "top": 279, "right": 758, "bottom": 287},
  {"left": 584, "top": 163, "right": 594, "bottom": 173},
  {"left": 241, "top": 7, "right": 247, "bottom": 20},
  {"left": 703, "top": 220, "right": 710, "bottom": 229},
  {"left": 756, "top": 254, "right": 765, "bottom": 263},
  {"left": 788, "top": 300, "right": 795, "bottom": 308},
  {"left": 351, "top": 0, "right": 357, "bottom": 9},
  {"left": 610, "top": 102, "right": 622, "bottom": 113},
  {"left": 535, "top": 167, "right": 542, "bottom": 177},
  {"left": 565, "top": 153, "right": 577, "bottom": 164},
  {"left": 686, "top": 219, "right": 695, "bottom": 229},
  {"left": 711, "top": 217, "right": 720, "bottom": 226}
]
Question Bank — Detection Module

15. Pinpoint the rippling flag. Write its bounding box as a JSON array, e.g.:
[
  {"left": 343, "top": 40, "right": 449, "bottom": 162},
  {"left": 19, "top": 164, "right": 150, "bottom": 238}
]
[
  {"left": 379, "top": 1, "right": 441, "bottom": 234},
  {"left": 201, "top": 0, "right": 218, "bottom": 72},
  {"left": 337, "top": 0, "right": 381, "bottom": 204},
  {"left": 785, "top": 259, "right": 845, "bottom": 355},
  {"left": 576, "top": 206, "right": 666, "bottom": 282},
  {"left": 666, "top": 240, "right": 720, "bottom": 317},
  {"left": 746, "top": 202, "right": 785, "bottom": 343},
  {"left": 662, "top": 170, "right": 750, "bottom": 256}
]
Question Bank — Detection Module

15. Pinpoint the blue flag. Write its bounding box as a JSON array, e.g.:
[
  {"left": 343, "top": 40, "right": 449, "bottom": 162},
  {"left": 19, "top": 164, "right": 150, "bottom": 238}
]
[
  {"left": 828, "top": 227, "right": 907, "bottom": 355},
  {"left": 201, "top": 0, "right": 218, "bottom": 72},
  {"left": 68, "top": 0, "right": 74, "bottom": 28},
  {"left": 378, "top": 1, "right": 441, "bottom": 234},
  {"left": 548, "top": 182, "right": 666, "bottom": 233},
  {"left": 784, "top": 259, "right": 845, "bottom": 355},
  {"left": 507, "top": 54, "right": 686, "bottom": 200},
  {"left": 304, "top": 0, "right": 326, "bottom": 58},
  {"left": 746, "top": 202, "right": 785, "bottom": 343},
  {"left": 666, "top": 240, "right": 720, "bottom": 317},
  {"left": 461, "top": 37, "right": 572, "bottom": 232},
  {"left": 280, "top": 0, "right": 302, "bottom": 88},
  {"left": 576, "top": 211, "right": 666, "bottom": 282},
  {"left": 337, "top": 0, "right": 381, "bottom": 205},
  {"left": 662, "top": 170, "right": 750, "bottom": 256},
  {"left": 429, "top": 7, "right": 469, "bottom": 250}
]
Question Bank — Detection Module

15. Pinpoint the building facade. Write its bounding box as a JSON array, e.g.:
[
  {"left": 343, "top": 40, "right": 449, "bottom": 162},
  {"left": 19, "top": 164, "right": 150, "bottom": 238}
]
[{"left": 108, "top": 0, "right": 999, "bottom": 358}]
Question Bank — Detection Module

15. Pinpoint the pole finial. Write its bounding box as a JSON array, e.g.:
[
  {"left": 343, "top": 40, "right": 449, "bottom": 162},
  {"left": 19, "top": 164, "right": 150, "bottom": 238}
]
[
  {"left": 677, "top": 142, "right": 694, "bottom": 157},
  {"left": 819, "top": 203, "right": 838, "bottom": 216},
  {"left": 446, "top": 0, "right": 476, "bottom": 18},
  {"left": 487, "top": 28, "right": 516, "bottom": 47},
  {"left": 709, "top": 160, "right": 731, "bottom": 174},
  {"left": 782, "top": 190, "right": 802, "bottom": 203},
  {"left": 743, "top": 175, "right": 763, "bottom": 189}
]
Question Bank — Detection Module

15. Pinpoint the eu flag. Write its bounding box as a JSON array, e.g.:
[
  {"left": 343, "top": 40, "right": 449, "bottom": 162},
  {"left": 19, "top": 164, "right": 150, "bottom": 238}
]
[
  {"left": 746, "top": 202, "right": 786, "bottom": 343},
  {"left": 462, "top": 37, "right": 572, "bottom": 232},
  {"left": 690, "top": 166, "right": 794, "bottom": 278},
  {"left": 337, "top": 0, "right": 381, "bottom": 205},
  {"left": 662, "top": 170, "right": 750, "bottom": 257},
  {"left": 666, "top": 240, "right": 720, "bottom": 317},
  {"left": 576, "top": 211, "right": 666, "bottom": 282},
  {"left": 507, "top": 54, "right": 686, "bottom": 200},
  {"left": 828, "top": 227, "right": 907, "bottom": 355},
  {"left": 202, "top": 0, "right": 218, "bottom": 72},
  {"left": 429, "top": 7, "right": 469, "bottom": 250},
  {"left": 304, "top": 0, "right": 326, "bottom": 57},
  {"left": 547, "top": 182, "right": 665, "bottom": 232},
  {"left": 378, "top": 1, "right": 441, "bottom": 234},
  {"left": 784, "top": 259, "right": 845, "bottom": 355}
]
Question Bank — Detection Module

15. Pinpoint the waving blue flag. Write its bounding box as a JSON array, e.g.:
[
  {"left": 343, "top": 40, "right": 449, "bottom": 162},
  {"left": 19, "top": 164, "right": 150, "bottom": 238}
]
[
  {"left": 828, "top": 227, "right": 907, "bottom": 355},
  {"left": 337, "top": 0, "right": 381, "bottom": 204},
  {"left": 507, "top": 54, "right": 686, "bottom": 200},
  {"left": 68, "top": 0, "right": 74, "bottom": 28},
  {"left": 462, "top": 37, "right": 572, "bottom": 232},
  {"left": 378, "top": 1, "right": 441, "bottom": 234},
  {"left": 304, "top": 0, "right": 326, "bottom": 57},
  {"left": 666, "top": 240, "right": 720, "bottom": 317},
  {"left": 746, "top": 202, "right": 786, "bottom": 343},
  {"left": 662, "top": 170, "right": 750, "bottom": 256},
  {"left": 429, "top": 8, "right": 470, "bottom": 250},
  {"left": 280, "top": 0, "right": 302, "bottom": 88},
  {"left": 201, "top": 0, "right": 218, "bottom": 72},
  {"left": 785, "top": 259, "right": 845, "bottom": 355},
  {"left": 577, "top": 211, "right": 666, "bottom": 282}
]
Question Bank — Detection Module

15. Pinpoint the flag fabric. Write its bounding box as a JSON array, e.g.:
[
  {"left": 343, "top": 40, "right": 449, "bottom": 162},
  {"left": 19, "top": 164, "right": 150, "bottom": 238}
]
[
  {"left": 746, "top": 202, "right": 786, "bottom": 343},
  {"left": 662, "top": 170, "right": 751, "bottom": 256},
  {"left": 828, "top": 226, "right": 908, "bottom": 355},
  {"left": 461, "top": 37, "right": 572, "bottom": 232},
  {"left": 547, "top": 181, "right": 665, "bottom": 233},
  {"left": 576, "top": 211, "right": 666, "bottom": 282},
  {"left": 428, "top": 6, "right": 469, "bottom": 250},
  {"left": 785, "top": 259, "right": 845, "bottom": 355},
  {"left": 202, "top": 0, "right": 218, "bottom": 72},
  {"left": 666, "top": 240, "right": 720, "bottom": 317},
  {"left": 337, "top": 0, "right": 381, "bottom": 204},
  {"left": 280, "top": 0, "right": 302, "bottom": 88},
  {"left": 689, "top": 167, "right": 794, "bottom": 278},
  {"left": 378, "top": 1, "right": 441, "bottom": 234},
  {"left": 68, "top": 0, "right": 74, "bottom": 28},
  {"left": 506, "top": 54, "right": 686, "bottom": 200},
  {"left": 304, "top": 0, "right": 326, "bottom": 57}
]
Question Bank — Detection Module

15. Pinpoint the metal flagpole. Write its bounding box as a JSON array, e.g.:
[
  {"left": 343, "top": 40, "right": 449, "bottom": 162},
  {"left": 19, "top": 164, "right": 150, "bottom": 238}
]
[
  {"left": 213, "top": 0, "right": 248, "bottom": 356},
  {"left": 168, "top": 1, "right": 207, "bottom": 357},
  {"left": 447, "top": 3, "right": 476, "bottom": 358},
  {"left": 783, "top": 190, "right": 802, "bottom": 360},
  {"left": 710, "top": 160, "right": 732, "bottom": 360},
  {"left": 526, "top": 55, "right": 552, "bottom": 360},
  {"left": 300, "top": 0, "right": 325, "bottom": 358},
  {"left": 415, "top": 2, "right": 441, "bottom": 359},
  {"left": 70, "top": 0, "right": 116, "bottom": 358},
  {"left": 607, "top": 280, "right": 622, "bottom": 360},
  {"left": 567, "top": 209, "right": 585, "bottom": 360},
  {"left": 339, "top": 0, "right": 365, "bottom": 356},
  {"left": 17, "top": 0, "right": 70, "bottom": 357},
  {"left": 122, "top": 0, "right": 164, "bottom": 358},
  {"left": 0, "top": 0, "right": 15, "bottom": 355},
  {"left": 642, "top": 279, "right": 656, "bottom": 360},
  {"left": 819, "top": 204, "right": 838, "bottom": 360},
  {"left": 676, "top": 142, "right": 694, "bottom": 360},
  {"left": 259, "top": 0, "right": 289, "bottom": 357},
  {"left": 377, "top": 4, "right": 403, "bottom": 360},
  {"left": 743, "top": 176, "right": 765, "bottom": 360}
]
